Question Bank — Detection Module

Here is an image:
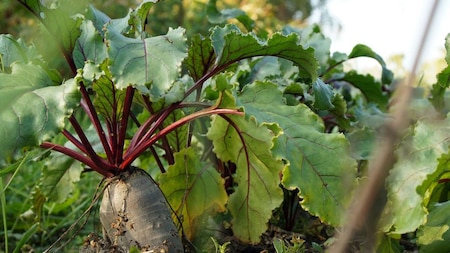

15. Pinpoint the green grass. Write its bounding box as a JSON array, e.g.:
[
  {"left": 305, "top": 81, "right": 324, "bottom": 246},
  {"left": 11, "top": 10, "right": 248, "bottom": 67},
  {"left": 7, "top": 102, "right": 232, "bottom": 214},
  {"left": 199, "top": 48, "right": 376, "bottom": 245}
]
[{"left": 0, "top": 151, "right": 103, "bottom": 252}]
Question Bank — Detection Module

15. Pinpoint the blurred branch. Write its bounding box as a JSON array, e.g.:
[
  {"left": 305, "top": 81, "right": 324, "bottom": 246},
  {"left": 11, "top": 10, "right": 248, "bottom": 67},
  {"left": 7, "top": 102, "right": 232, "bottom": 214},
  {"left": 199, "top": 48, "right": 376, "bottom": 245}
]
[{"left": 327, "top": 0, "right": 441, "bottom": 252}]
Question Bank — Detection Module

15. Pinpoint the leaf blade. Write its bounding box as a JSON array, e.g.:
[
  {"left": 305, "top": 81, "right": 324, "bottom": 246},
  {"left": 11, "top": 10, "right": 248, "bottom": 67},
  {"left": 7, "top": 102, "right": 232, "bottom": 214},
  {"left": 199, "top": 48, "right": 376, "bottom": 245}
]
[
  {"left": 158, "top": 147, "right": 228, "bottom": 239},
  {"left": 210, "top": 25, "right": 318, "bottom": 81},
  {"left": 0, "top": 63, "right": 80, "bottom": 164},
  {"left": 237, "top": 81, "right": 357, "bottom": 226}
]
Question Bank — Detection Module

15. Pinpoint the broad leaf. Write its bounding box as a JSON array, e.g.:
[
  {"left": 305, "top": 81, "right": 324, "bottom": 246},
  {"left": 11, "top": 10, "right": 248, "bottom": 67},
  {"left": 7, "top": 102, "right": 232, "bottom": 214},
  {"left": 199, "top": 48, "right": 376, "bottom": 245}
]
[
  {"left": 106, "top": 25, "right": 187, "bottom": 99},
  {"left": 158, "top": 148, "right": 228, "bottom": 239},
  {"left": 18, "top": 0, "right": 88, "bottom": 61},
  {"left": 417, "top": 201, "right": 450, "bottom": 253},
  {"left": 312, "top": 79, "right": 335, "bottom": 110},
  {"left": 339, "top": 70, "right": 389, "bottom": 108},
  {"left": 282, "top": 25, "right": 331, "bottom": 74},
  {"left": 73, "top": 20, "right": 107, "bottom": 68},
  {"left": 40, "top": 152, "right": 83, "bottom": 203},
  {"left": 207, "top": 90, "right": 285, "bottom": 242},
  {"left": 210, "top": 24, "right": 318, "bottom": 81},
  {"left": 384, "top": 116, "right": 450, "bottom": 235},
  {"left": 162, "top": 109, "right": 189, "bottom": 152},
  {"left": 185, "top": 35, "right": 216, "bottom": 81},
  {"left": 237, "top": 81, "right": 357, "bottom": 226},
  {"left": 430, "top": 34, "right": 450, "bottom": 112},
  {"left": 346, "top": 127, "right": 377, "bottom": 160},
  {"left": 376, "top": 234, "right": 403, "bottom": 253},
  {"left": 429, "top": 66, "right": 450, "bottom": 112},
  {"left": 206, "top": 0, "right": 255, "bottom": 31},
  {"left": 0, "top": 63, "right": 80, "bottom": 164},
  {"left": 0, "top": 34, "right": 39, "bottom": 68},
  {"left": 348, "top": 44, "right": 393, "bottom": 85}
]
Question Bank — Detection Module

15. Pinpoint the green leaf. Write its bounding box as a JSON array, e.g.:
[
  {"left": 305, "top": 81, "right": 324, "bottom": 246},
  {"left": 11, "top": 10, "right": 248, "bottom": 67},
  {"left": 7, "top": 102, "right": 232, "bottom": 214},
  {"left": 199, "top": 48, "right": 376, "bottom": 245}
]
[
  {"left": 444, "top": 33, "right": 450, "bottom": 64},
  {"left": 282, "top": 25, "right": 331, "bottom": 74},
  {"left": 185, "top": 34, "right": 216, "bottom": 81},
  {"left": 158, "top": 147, "right": 228, "bottom": 239},
  {"left": 127, "top": 0, "right": 158, "bottom": 35},
  {"left": 12, "top": 222, "right": 39, "bottom": 253},
  {"left": 428, "top": 34, "right": 450, "bottom": 113},
  {"left": 417, "top": 201, "right": 450, "bottom": 253},
  {"left": 346, "top": 127, "right": 377, "bottom": 160},
  {"left": 210, "top": 24, "right": 318, "bottom": 81},
  {"left": 383, "top": 116, "right": 450, "bottom": 235},
  {"left": 0, "top": 34, "right": 40, "bottom": 69},
  {"left": 18, "top": 0, "right": 88, "bottom": 61},
  {"left": 376, "top": 234, "right": 403, "bottom": 253},
  {"left": 40, "top": 152, "right": 83, "bottom": 203},
  {"left": 236, "top": 81, "right": 357, "bottom": 226},
  {"left": 312, "top": 79, "right": 335, "bottom": 110},
  {"left": 92, "top": 74, "right": 126, "bottom": 123},
  {"left": 348, "top": 44, "right": 393, "bottom": 85},
  {"left": 207, "top": 90, "right": 284, "bottom": 242},
  {"left": 105, "top": 25, "right": 187, "bottom": 99},
  {"left": 162, "top": 109, "right": 188, "bottom": 152},
  {"left": 339, "top": 70, "right": 389, "bottom": 108},
  {"left": 206, "top": 0, "right": 255, "bottom": 31},
  {"left": 429, "top": 66, "right": 450, "bottom": 112},
  {"left": 0, "top": 63, "right": 80, "bottom": 164},
  {"left": 73, "top": 20, "right": 107, "bottom": 68}
]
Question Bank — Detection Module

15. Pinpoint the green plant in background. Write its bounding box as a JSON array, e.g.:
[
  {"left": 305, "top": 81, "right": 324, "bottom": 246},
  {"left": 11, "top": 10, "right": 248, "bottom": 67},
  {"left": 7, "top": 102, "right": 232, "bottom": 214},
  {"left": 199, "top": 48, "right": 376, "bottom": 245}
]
[
  {"left": 1, "top": 0, "right": 352, "bottom": 251},
  {"left": 3, "top": 0, "right": 450, "bottom": 252}
]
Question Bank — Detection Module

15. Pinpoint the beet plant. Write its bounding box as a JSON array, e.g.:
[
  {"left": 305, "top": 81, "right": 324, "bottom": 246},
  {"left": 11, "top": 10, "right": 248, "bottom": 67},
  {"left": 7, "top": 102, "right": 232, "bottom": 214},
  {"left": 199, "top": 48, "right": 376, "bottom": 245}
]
[{"left": 9, "top": 0, "right": 450, "bottom": 252}]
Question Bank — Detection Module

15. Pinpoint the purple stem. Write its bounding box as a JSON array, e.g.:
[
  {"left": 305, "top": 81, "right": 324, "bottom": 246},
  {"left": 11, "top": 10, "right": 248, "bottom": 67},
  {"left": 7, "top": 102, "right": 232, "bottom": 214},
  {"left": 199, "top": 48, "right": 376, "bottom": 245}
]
[
  {"left": 120, "top": 108, "right": 243, "bottom": 169},
  {"left": 40, "top": 142, "right": 113, "bottom": 177},
  {"left": 79, "top": 82, "right": 114, "bottom": 164},
  {"left": 116, "top": 86, "right": 134, "bottom": 166},
  {"left": 68, "top": 115, "right": 113, "bottom": 171}
]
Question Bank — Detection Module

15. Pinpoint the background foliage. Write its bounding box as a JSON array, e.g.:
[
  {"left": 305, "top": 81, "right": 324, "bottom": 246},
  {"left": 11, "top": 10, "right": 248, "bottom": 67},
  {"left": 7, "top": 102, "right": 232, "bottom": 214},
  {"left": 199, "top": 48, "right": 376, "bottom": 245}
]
[{"left": 3, "top": 0, "right": 450, "bottom": 253}]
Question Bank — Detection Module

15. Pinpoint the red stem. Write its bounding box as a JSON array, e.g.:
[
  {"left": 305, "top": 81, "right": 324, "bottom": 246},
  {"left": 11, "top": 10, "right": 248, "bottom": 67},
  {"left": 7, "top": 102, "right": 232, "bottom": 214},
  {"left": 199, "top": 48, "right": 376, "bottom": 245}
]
[
  {"left": 40, "top": 142, "right": 113, "bottom": 177},
  {"left": 120, "top": 108, "right": 243, "bottom": 169},
  {"left": 79, "top": 82, "right": 114, "bottom": 163},
  {"left": 61, "top": 129, "right": 88, "bottom": 154},
  {"left": 116, "top": 87, "right": 134, "bottom": 166},
  {"left": 68, "top": 115, "right": 114, "bottom": 171}
]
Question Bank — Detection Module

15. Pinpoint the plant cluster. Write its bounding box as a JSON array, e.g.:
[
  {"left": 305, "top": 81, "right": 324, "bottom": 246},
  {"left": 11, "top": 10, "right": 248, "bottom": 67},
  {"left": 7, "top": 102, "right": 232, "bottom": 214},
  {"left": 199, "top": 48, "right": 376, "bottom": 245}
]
[{"left": 2, "top": 0, "right": 450, "bottom": 252}]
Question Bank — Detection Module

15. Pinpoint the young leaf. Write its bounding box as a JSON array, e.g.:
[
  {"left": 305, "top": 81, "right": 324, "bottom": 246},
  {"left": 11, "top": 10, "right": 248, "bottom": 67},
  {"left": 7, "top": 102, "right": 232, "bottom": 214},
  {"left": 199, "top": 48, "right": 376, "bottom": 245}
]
[
  {"left": 237, "top": 81, "right": 357, "bottom": 226},
  {"left": 105, "top": 25, "right": 187, "bottom": 99},
  {"left": 92, "top": 75, "right": 126, "bottom": 122},
  {"left": 0, "top": 63, "right": 80, "bottom": 164},
  {"left": 210, "top": 24, "right": 318, "bottom": 80},
  {"left": 158, "top": 147, "right": 228, "bottom": 239},
  {"left": 185, "top": 34, "right": 216, "bottom": 82}
]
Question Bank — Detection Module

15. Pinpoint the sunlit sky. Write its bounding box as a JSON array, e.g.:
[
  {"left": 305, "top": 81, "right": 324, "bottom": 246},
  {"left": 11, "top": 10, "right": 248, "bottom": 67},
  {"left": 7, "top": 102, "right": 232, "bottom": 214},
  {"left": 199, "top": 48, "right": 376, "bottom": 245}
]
[{"left": 312, "top": 0, "right": 449, "bottom": 78}]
